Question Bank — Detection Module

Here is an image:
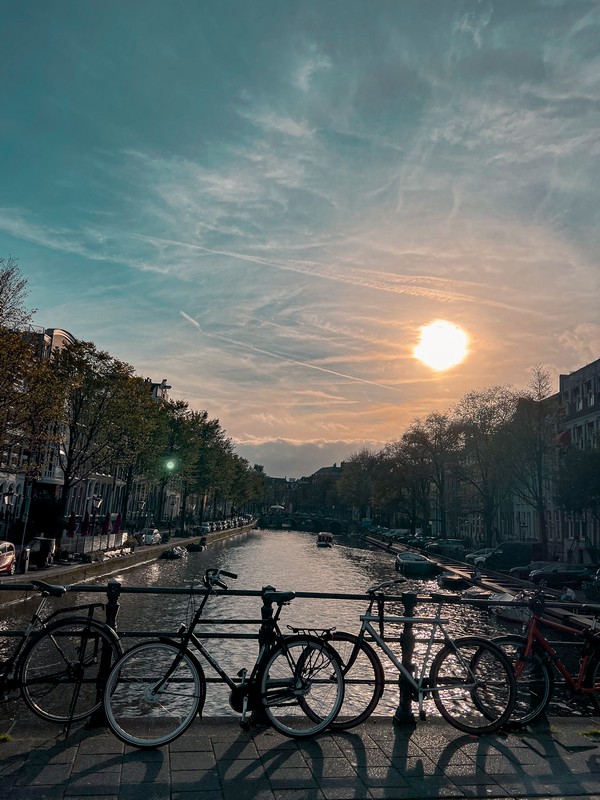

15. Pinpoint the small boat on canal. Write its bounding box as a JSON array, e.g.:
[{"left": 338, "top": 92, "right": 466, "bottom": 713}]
[
  {"left": 160, "top": 546, "right": 188, "bottom": 560},
  {"left": 437, "top": 572, "right": 471, "bottom": 591},
  {"left": 489, "top": 590, "right": 531, "bottom": 623},
  {"left": 186, "top": 542, "right": 206, "bottom": 552},
  {"left": 316, "top": 532, "right": 334, "bottom": 548},
  {"left": 395, "top": 551, "right": 438, "bottom": 578}
]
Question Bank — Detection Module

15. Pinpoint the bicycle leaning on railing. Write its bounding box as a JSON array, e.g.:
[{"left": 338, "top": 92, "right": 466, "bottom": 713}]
[
  {"left": 297, "top": 578, "right": 517, "bottom": 735},
  {"left": 494, "top": 591, "right": 600, "bottom": 725},
  {"left": 102, "top": 567, "right": 345, "bottom": 748},
  {"left": 0, "top": 579, "right": 122, "bottom": 725}
]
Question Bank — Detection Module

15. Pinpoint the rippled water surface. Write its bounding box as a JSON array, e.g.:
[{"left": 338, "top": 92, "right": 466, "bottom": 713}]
[{"left": 1, "top": 529, "right": 587, "bottom": 718}]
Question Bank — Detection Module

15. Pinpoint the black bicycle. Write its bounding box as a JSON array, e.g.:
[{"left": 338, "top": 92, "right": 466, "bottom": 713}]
[
  {"left": 103, "top": 568, "right": 345, "bottom": 748},
  {"left": 0, "top": 579, "right": 122, "bottom": 724}
]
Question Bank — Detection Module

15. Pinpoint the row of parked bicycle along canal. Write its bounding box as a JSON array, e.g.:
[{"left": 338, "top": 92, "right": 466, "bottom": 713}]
[{"left": 3, "top": 566, "right": 600, "bottom": 749}]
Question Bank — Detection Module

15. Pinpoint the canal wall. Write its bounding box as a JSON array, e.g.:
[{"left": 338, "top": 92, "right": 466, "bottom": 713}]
[{"left": 0, "top": 522, "right": 259, "bottom": 605}]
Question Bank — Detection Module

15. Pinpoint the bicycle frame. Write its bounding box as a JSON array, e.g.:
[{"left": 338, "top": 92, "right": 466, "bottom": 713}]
[
  {"left": 150, "top": 583, "right": 293, "bottom": 711},
  {"left": 516, "top": 607, "right": 600, "bottom": 695},
  {"left": 0, "top": 591, "right": 107, "bottom": 693},
  {"left": 355, "top": 601, "right": 482, "bottom": 719}
]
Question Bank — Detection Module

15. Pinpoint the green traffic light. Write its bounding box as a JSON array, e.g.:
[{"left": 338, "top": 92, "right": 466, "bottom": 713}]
[{"left": 166, "top": 460, "right": 176, "bottom": 470}]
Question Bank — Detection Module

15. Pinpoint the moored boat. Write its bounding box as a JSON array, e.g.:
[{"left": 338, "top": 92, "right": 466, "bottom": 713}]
[
  {"left": 437, "top": 572, "right": 470, "bottom": 591},
  {"left": 316, "top": 532, "right": 334, "bottom": 548},
  {"left": 394, "top": 551, "right": 438, "bottom": 578},
  {"left": 489, "top": 591, "right": 531, "bottom": 623},
  {"left": 159, "top": 546, "right": 188, "bottom": 560},
  {"left": 461, "top": 585, "right": 493, "bottom": 604},
  {"left": 186, "top": 542, "right": 207, "bottom": 552}
]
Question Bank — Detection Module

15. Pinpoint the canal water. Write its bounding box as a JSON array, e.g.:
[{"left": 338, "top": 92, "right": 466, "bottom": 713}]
[{"left": 1, "top": 528, "right": 584, "bottom": 718}]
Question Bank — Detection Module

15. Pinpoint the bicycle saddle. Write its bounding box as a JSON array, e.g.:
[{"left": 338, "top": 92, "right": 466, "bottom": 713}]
[
  {"left": 262, "top": 589, "right": 295, "bottom": 604},
  {"left": 30, "top": 580, "right": 67, "bottom": 598}
]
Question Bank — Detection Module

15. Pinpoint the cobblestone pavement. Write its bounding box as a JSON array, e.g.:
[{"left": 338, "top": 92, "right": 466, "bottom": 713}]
[{"left": 2, "top": 713, "right": 600, "bottom": 800}]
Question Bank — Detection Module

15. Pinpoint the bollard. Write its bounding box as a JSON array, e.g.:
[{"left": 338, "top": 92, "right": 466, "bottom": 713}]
[
  {"left": 88, "top": 579, "right": 122, "bottom": 727},
  {"left": 393, "top": 590, "right": 417, "bottom": 726}
]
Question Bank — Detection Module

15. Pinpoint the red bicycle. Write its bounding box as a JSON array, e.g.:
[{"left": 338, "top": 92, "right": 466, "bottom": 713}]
[{"left": 495, "top": 592, "right": 600, "bottom": 725}]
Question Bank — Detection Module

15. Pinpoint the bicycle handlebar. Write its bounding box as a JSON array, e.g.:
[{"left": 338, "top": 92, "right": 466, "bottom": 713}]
[
  {"left": 203, "top": 568, "right": 238, "bottom": 590},
  {"left": 366, "top": 578, "right": 407, "bottom": 595}
]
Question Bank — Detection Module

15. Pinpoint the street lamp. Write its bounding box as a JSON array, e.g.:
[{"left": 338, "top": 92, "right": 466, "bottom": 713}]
[
  {"left": 136, "top": 500, "right": 146, "bottom": 531},
  {"left": 169, "top": 497, "right": 175, "bottom": 535},
  {"left": 91, "top": 495, "right": 103, "bottom": 552},
  {"left": 2, "top": 491, "right": 15, "bottom": 539}
]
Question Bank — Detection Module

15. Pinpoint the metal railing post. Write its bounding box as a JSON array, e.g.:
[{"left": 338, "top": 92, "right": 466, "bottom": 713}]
[
  {"left": 88, "top": 579, "right": 122, "bottom": 727},
  {"left": 104, "top": 579, "right": 121, "bottom": 631},
  {"left": 394, "top": 590, "right": 417, "bottom": 726}
]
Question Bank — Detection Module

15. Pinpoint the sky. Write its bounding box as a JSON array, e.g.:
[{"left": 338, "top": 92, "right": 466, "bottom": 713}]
[{"left": 1, "top": 1, "right": 599, "bottom": 478}]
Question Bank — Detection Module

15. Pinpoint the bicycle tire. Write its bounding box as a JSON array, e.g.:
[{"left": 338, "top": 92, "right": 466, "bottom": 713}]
[
  {"left": 259, "top": 634, "right": 344, "bottom": 738},
  {"left": 19, "top": 616, "right": 122, "bottom": 723},
  {"left": 103, "top": 639, "right": 206, "bottom": 749},
  {"left": 494, "top": 635, "right": 553, "bottom": 725},
  {"left": 326, "top": 631, "right": 384, "bottom": 730},
  {"left": 429, "top": 636, "right": 516, "bottom": 735},
  {"left": 583, "top": 653, "right": 600, "bottom": 714}
]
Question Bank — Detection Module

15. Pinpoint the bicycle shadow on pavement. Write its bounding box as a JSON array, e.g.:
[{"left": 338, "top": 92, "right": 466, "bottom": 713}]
[{"left": 387, "top": 716, "right": 600, "bottom": 798}]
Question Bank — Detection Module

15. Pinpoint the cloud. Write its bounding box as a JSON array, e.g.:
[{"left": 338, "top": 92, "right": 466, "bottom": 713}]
[
  {"left": 294, "top": 51, "right": 332, "bottom": 93},
  {"left": 180, "top": 310, "right": 398, "bottom": 391}
]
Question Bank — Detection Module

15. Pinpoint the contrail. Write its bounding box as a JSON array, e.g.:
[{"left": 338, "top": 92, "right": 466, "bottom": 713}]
[
  {"left": 133, "top": 232, "right": 525, "bottom": 312},
  {"left": 180, "top": 311, "right": 397, "bottom": 391}
]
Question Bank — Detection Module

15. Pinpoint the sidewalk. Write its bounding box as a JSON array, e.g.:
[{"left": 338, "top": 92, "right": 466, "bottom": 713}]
[{"left": 3, "top": 710, "right": 600, "bottom": 799}]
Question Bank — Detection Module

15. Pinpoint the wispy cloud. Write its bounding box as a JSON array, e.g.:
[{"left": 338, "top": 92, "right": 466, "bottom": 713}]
[{"left": 180, "top": 310, "right": 397, "bottom": 390}]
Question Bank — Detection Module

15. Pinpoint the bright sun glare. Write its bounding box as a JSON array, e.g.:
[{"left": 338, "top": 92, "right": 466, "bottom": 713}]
[{"left": 414, "top": 320, "right": 469, "bottom": 371}]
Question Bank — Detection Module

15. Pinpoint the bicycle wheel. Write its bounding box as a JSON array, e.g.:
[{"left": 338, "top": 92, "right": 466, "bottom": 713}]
[
  {"left": 429, "top": 636, "right": 516, "bottom": 735},
  {"left": 327, "top": 631, "right": 384, "bottom": 730},
  {"left": 259, "top": 635, "right": 344, "bottom": 738},
  {"left": 583, "top": 653, "right": 600, "bottom": 713},
  {"left": 494, "top": 635, "right": 553, "bottom": 725},
  {"left": 104, "top": 639, "right": 205, "bottom": 749},
  {"left": 19, "top": 617, "right": 122, "bottom": 723}
]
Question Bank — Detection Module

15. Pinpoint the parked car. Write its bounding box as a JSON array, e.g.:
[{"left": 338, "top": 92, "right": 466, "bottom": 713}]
[
  {"left": 529, "top": 563, "right": 596, "bottom": 589},
  {"left": 465, "top": 547, "right": 494, "bottom": 565},
  {"left": 509, "top": 561, "right": 556, "bottom": 581},
  {"left": 425, "top": 539, "right": 466, "bottom": 559},
  {"left": 476, "top": 541, "right": 542, "bottom": 572},
  {"left": 0, "top": 541, "right": 16, "bottom": 575},
  {"left": 141, "top": 528, "right": 161, "bottom": 545}
]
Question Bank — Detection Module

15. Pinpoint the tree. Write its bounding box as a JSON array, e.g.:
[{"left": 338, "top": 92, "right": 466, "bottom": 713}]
[
  {"left": 0, "top": 257, "right": 62, "bottom": 483},
  {"left": 0, "top": 256, "right": 34, "bottom": 328},
  {"left": 505, "top": 367, "right": 559, "bottom": 554},
  {"left": 382, "top": 435, "right": 432, "bottom": 534},
  {"left": 401, "top": 413, "right": 461, "bottom": 536},
  {"left": 451, "top": 386, "right": 519, "bottom": 545},
  {"left": 50, "top": 340, "right": 145, "bottom": 536},
  {"left": 336, "top": 449, "right": 378, "bottom": 521},
  {"left": 114, "top": 378, "right": 171, "bottom": 523}
]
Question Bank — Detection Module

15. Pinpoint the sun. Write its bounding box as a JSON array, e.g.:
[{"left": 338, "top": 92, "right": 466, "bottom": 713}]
[{"left": 414, "top": 320, "right": 469, "bottom": 371}]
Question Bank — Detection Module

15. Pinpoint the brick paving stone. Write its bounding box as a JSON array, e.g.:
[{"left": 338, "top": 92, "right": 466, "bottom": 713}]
[
  {"left": 169, "top": 767, "right": 221, "bottom": 791},
  {"left": 221, "top": 782, "right": 275, "bottom": 800},
  {"left": 355, "top": 764, "right": 411, "bottom": 787},
  {"left": 170, "top": 750, "right": 216, "bottom": 771}
]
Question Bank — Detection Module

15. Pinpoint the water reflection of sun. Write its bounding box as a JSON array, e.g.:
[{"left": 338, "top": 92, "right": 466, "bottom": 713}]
[{"left": 414, "top": 320, "right": 469, "bottom": 371}]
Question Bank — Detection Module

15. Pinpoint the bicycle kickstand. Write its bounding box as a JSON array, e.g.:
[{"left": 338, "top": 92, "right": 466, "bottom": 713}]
[{"left": 238, "top": 669, "right": 251, "bottom": 731}]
